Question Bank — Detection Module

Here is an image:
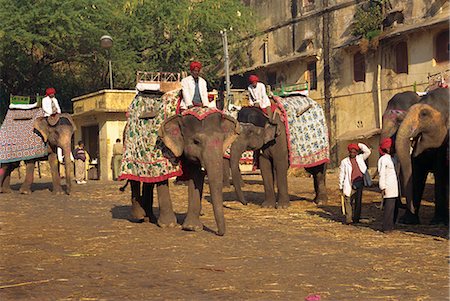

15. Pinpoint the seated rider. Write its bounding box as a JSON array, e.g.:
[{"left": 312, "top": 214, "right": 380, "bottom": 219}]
[
  {"left": 180, "top": 61, "right": 216, "bottom": 110},
  {"left": 42, "top": 87, "right": 61, "bottom": 117},
  {"left": 247, "top": 75, "right": 273, "bottom": 122}
]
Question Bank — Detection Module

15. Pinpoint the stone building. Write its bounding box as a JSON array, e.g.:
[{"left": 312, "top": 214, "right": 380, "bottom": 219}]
[{"left": 233, "top": 0, "right": 449, "bottom": 166}]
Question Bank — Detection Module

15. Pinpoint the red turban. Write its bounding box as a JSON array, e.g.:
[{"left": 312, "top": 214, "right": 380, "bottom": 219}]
[
  {"left": 249, "top": 75, "right": 259, "bottom": 84},
  {"left": 379, "top": 138, "right": 393, "bottom": 155},
  {"left": 190, "top": 61, "right": 202, "bottom": 71},
  {"left": 46, "top": 87, "right": 56, "bottom": 96},
  {"left": 347, "top": 143, "right": 360, "bottom": 152}
]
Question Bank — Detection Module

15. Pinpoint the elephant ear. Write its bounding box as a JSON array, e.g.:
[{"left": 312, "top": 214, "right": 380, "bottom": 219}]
[
  {"left": 159, "top": 115, "right": 184, "bottom": 157},
  {"left": 263, "top": 123, "right": 278, "bottom": 144},
  {"left": 33, "top": 117, "right": 49, "bottom": 142},
  {"left": 221, "top": 114, "right": 240, "bottom": 153}
]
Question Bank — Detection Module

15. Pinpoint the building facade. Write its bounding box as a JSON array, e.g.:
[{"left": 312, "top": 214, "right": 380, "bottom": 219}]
[{"left": 234, "top": 0, "right": 449, "bottom": 166}]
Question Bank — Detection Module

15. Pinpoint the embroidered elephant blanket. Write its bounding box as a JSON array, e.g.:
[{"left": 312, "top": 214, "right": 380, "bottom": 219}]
[
  {"left": 119, "top": 89, "right": 182, "bottom": 183},
  {"left": 0, "top": 108, "right": 48, "bottom": 163},
  {"left": 275, "top": 94, "right": 330, "bottom": 168}
]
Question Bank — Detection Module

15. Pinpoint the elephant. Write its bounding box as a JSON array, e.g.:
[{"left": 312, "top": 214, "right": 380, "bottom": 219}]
[
  {"left": 227, "top": 106, "right": 328, "bottom": 208},
  {"left": 395, "top": 87, "right": 449, "bottom": 225},
  {"left": 380, "top": 91, "right": 420, "bottom": 140},
  {"left": 0, "top": 114, "right": 76, "bottom": 195},
  {"left": 119, "top": 102, "right": 239, "bottom": 236}
]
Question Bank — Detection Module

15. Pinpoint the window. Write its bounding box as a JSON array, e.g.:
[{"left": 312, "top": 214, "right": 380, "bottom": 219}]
[
  {"left": 307, "top": 61, "right": 317, "bottom": 90},
  {"left": 267, "top": 72, "right": 277, "bottom": 88},
  {"left": 353, "top": 52, "right": 366, "bottom": 82},
  {"left": 435, "top": 30, "right": 449, "bottom": 63},
  {"left": 395, "top": 41, "right": 408, "bottom": 74}
]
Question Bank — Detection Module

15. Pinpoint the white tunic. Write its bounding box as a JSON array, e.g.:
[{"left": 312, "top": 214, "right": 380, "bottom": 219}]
[
  {"left": 339, "top": 143, "right": 372, "bottom": 197},
  {"left": 377, "top": 154, "right": 400, "bottom": 198},
  {"left": 42, "top": 96, "right": 61, "bottom": 117},
  {"left": 180, "top": 75, "right": 215, "bottom": 109},
  {"left": 247, "top": 82, "right": 271, "bottom": 109}
]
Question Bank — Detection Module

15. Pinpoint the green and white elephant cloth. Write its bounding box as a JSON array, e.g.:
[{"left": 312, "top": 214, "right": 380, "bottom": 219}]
[
  {"left": 119, "top": 89, "right": 182, "bottom": 183},
  {"left": 0, "top": 108, "right": 48, "bottom": 163},
  {"left": 275, "top": 94, "right": 330, "bottom": 168}
]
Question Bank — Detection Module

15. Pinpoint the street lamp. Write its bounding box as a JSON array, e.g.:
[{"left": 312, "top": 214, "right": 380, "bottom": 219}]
[{"left": 100, "top": 35, "right": 113, "bottom": 89}]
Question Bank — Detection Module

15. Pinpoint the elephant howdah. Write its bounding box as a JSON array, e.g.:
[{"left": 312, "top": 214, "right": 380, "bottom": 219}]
[
  {"left": 0, "top": 108, "right": 48, "bottom": 163},
  {"left": 119, "top": 89, "right": 182, "bottom": 183}
]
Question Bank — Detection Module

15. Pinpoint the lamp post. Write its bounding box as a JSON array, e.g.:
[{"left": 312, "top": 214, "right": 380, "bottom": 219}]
[
  {"left": 100, "top": 35, "right": 113, "bottom": 89},
  {"left": 220, "top": 29, "right": 231, "bottom": 110}
]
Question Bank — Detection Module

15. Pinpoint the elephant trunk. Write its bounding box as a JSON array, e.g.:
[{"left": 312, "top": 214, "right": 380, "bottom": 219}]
[
  {"left": 395, "top": 106, "right": 420, "bottom": 215},
  {"left": 380, "top": 116, "right": 398, "bottom": 141},
  {"left": 203, "top": 145, "right": 226, "bottom": 236}
]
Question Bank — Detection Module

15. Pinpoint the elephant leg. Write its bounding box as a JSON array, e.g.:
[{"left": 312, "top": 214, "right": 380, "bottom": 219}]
[
  {"left": 0, "top": 163, "right": 17, "bottom": 193},
  {"left": 306, "top": 164, "right": 328, "bottom": 206},
  {"left": 230, "top": 143, "right": 249, "bottom": 205},
  {"left": 19, "top": 161, "right": 36, "bottom": 194},
  {"left": 183, "top": 166, "right": 205, "bottom": 232},
  {"left": 142, "top": 182, "right": 156, "bottom": 223},
  {"left": 223, "top": 158, "right": 231, "bottom": 188},
  {"left": 48, "top": 152, "right": 63, "bottom": 195},
  {"left": 157, "top": 180, "right": 178, "bottom": 228},
  {"left": 260, "top": 155, "right": 276, "bottom": 208},
  {"left": 400, "top": 156, "right": 427, "bottom": 225},
  {"left": 130, "top": 180, "right": 145, "bottom": 221},
  {"left": 431, "top": 149, "right": 449, "bottom": 225},
  {"left": 274, "top": 156, "right": 289, "bottom": 209}
]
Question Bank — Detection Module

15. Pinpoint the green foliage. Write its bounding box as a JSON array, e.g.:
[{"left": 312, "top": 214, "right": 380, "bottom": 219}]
[
  {"left": 352, "top": 1, "right": 383, "bottom": 39},
  {"left": 0, "top": 0, "right": 254, "bottom": 118}
]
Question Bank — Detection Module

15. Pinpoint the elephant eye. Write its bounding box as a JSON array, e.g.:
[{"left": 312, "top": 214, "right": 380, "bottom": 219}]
[
  {"left": 420, "top": 109, "right": 430, "bottom": 118},
  {"left": 193, "top": 138, "right": 201, "bottom": 145}
]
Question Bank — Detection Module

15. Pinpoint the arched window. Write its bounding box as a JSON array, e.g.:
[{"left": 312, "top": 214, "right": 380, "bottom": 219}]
[
  {"left": 395, "top": 41, "right": 408, "bottom": 74},
  {"left": 353, "top": 52, "right": 366, "bottom": 82},
  {"left": 435, "top": 30, "right": 449, "bottom": 63}
]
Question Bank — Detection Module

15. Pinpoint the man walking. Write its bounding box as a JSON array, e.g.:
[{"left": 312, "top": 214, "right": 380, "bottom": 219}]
[
  {"left": 112, "top": 138, "right": 123, "bottom": 181},
  {"left": 73, "top": 141, "right": 87, "bottom": 184}
]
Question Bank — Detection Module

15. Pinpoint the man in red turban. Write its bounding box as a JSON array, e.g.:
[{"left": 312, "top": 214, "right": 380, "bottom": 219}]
[
  {"left": 247, "top": 74, "right": 273, "bottom": 121},
  {"left": 181, "top": 61, "right": 215, "bottom": 109},
  {"left": 339, "top": 142, "right": 372, "bottom": 224},
  {"left": 42, "top": 87, "right": 61, "bottom": 117},
  {"left": 378, "top": 137, "right": 393, "bottom": 156},
  {"left": 377, "top": 137, "right": 400, "bottom": 232}
]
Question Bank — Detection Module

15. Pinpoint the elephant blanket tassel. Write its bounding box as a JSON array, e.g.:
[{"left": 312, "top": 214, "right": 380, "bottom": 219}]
[
  {"left": 119, "top": 89, "right": 182, "bottom": 183},
  {"left": 274, "top": 94, "right": 330, "bottom": 168},
  {"left": 0, "top": 108, "right": 48, "bottom": 163}
]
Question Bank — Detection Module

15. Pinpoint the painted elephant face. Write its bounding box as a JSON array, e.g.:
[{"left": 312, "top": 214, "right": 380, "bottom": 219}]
[
  {"left": 159, "top": 113, "right": 240, "bottom": 162},
  {"left": 238, "top": 122, "right": 278, "bottom": 150}
]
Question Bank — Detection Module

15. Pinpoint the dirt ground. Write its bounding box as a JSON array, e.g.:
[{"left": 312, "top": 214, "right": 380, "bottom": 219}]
[{"left": 0, "top": 170, "right": 448, "bottom": 301}]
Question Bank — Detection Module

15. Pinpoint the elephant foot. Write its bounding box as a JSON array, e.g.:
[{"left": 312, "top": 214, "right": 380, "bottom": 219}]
[
  {"left": 430, "top": 216, "right": 449, "bottom": 226},
  {"left": 399, "top": 211, "right": 420, "bottom": 225},
  {"left": 131, "top": 199, "right": 146, "bottom": 221},
  {"left": 182, "top": 216, "right": 204, "bottom": 232},
  {"left": 277, "top": 200, "right": 290, "bottom": 209},
  {"left": 157, "top": 213, "right": 178, "bottom": 228},
  {"left": 261, "top": 200, "right": 276, "bottom": 208},
  {"left": 145, "top": 213, "right": 157, "bottom": 224},
  {"left": 19, "top": 187, "right": 31, "bottom": 195},
  {"left": 239, "top": 198, "right": 248, "bottom": 206},
  {"left": 52, "top": 187, "right": 65, "bottom": 195},
  {"left": 313, "top": 195, "right": 328, "bottom": 207},
  {"left": 0, "top": 188, "right": 12, "bottom": 194}
]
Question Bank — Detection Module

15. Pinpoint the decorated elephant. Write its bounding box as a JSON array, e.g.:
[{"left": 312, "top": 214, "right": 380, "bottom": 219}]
[
  {"left": 119, "top": 89, "right": 239, "bottom": 236},
  {"left": 395, "top": 88, "right": 449, "bottom": 225},
  {"left": 227, "top": 93, "right": 329, "bottom": 208},
  {"left": 0, "top": 106, "right": 75, "bottom": 195},
  {"left": 380, "top": 91, "right": 420, "bottom": 140}
]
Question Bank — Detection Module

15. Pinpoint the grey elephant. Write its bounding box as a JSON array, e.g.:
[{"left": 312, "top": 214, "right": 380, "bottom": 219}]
[
  {"left": 227, "top": 94, "right": 329, "bottom": 208},
  {"left": 395, "top": 87, "right": 449, "bottom": 225},
  {"left": 120, "top": 89, "right": 239, "bottom": 236},
  {"left": 380, "top": 91, "right": 420, "bottom": 140},
  {"left": 0, "top": 108, "right": 75, "bottom": 195}
]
